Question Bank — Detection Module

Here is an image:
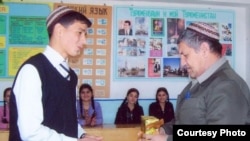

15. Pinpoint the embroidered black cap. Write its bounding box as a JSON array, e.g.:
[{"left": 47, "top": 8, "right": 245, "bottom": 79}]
[{"left": 187, "top": 22, "right": 219, "bottom": 40}]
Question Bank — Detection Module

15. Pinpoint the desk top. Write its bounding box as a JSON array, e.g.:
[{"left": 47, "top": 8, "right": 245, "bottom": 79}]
[
  {"left": 84, "top": 124, "right": 140, "bottom": 141},
  {"left": 0, "top": 124, "right": 141, "bottom": 141},
  {"left": 0, "top": 129, "right": 8, "bottom": 133},
  {"left": 0, "top": 124, "right": 141, "bottom": 131},
  {"left": 84, "top": 124, "right": 141, "bottom": 129}
]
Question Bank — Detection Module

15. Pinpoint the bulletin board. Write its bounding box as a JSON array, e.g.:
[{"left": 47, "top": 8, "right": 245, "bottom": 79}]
[{"left": 113, "top": 6, "right": 234, "bottom": 80}]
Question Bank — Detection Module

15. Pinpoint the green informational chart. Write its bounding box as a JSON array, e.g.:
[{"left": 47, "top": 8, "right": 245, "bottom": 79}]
[{"left": 0, "top": 3, "right": 50, "bottom": 78}]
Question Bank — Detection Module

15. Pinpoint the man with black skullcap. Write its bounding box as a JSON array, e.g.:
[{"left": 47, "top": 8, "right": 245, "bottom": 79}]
[
  {"left": 139, "top": 22, "right": 250, "bottom": 141},
  {"left": 9, "top": 6, "right": 102, "bottom": 141}
]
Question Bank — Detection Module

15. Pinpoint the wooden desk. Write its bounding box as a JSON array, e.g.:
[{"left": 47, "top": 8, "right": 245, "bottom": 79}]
[
  {"left": 0, "top": 124, "right": 141, "bottom": 141},
  {"left": 0, "top": 130, "right": 8, "bottom": 141},
  {"left": 85, "top": 124, "right": 141, "bottom": 141}
]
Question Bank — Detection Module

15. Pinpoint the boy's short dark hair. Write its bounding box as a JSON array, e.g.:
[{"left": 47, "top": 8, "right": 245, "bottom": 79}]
[{"left": 46, "top": 6, "right": 92, "bottom": 37}]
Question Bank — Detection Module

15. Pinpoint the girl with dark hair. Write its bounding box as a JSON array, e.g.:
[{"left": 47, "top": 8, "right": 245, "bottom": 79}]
[
  {"left": 114, "top": 88, "right": 144, "bottom": 124},
  {"left": 149, "top": 87, "right": 174, "bottom": 123},
  {"left": 0, "top": 87, "right": 11, "bottom": 129},
  {"left": 76, "top": 83, "right": 103, "bottom": 126}
]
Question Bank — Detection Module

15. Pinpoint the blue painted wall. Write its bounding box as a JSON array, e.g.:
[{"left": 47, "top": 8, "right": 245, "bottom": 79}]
[
  {"left": 97, "top": 99, "right": 177, "bottom": 124},
  {"left": 0, "top": 99, "right": 177, "bottom": 124}
]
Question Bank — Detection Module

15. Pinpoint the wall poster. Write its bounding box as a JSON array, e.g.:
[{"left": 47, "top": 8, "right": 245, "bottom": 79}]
[{"left": 113, "top": 6, "right": 234, "bottom": 80}]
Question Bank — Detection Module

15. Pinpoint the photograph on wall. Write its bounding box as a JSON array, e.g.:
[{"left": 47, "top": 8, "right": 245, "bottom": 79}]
[
  {"left": 148, "top": 58, "right": 161, "bottom": 78},
  {"left": 163, "top": 58, "right": 188, "bottom": 77},
  {"left": 167, "top": 18, "right": 185, "bottom": 44},
  {"left": 135, "top": 17, "right": 149, "bottom": 36},
  {"left": 118, "top": 37, "right": 129, "bottom": 48},
  {"left": 118, "top": 37, "right": 144, "bottom": 48},
  {"left": 152, "top": 18, "right": 164, "bottom": 36},
  {"left": 166, "top": 44, "right": 179, "bottom": 57},
  {"left": 117, "top": 38, "right": 138, "bottom": 56},
  {"left": 117, "top": 57, "right": 145, "bottom": 78},
  {"left": 137, "top": 38, "right": 146, "bottom": 56},
  {"left": 117, "top": 47, "right": 126, "bottom": 56},
  {"left": 221, "top": 44, "right": 232, "bottom": 56},
  {"left": 221, "top": 23, "right": 232, "bottom": 42},
  {"left": 149, "top": 38, "right": 162, "bottom": 57},
  {"left": 118, "top": 19, "right": 133, "bottom": 36},
  {"left": 126, "top": 47, "right": 138, "bottom": 56}
]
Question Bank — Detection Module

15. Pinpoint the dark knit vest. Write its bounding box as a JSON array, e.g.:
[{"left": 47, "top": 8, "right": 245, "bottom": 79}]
[{"left": 9, "top": 53, "right": 78, "bottom": 141}]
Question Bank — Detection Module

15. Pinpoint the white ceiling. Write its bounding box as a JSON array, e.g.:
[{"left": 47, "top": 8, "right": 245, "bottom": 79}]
[
  {"left": 3, "top": 0, "right": 250, "bottom": 7},
  {"left": 109, "top": 0, "right": 250, "bottom": 7}
]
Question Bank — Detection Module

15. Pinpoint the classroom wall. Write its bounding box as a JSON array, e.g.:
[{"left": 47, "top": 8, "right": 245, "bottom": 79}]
[
  {"left": 0, "top": 0, "right": 249, "bottom": 124},
  {"left": 98, "top": 99, "right": 177, "bottom": 124},
  {"left": 0, "top": 99, "right": 177, "bottom": 124}
]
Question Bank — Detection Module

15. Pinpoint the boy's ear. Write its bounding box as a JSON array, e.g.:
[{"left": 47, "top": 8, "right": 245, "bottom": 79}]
[{"left": 53, "top": 23, "right": 64, "bottom": 37}]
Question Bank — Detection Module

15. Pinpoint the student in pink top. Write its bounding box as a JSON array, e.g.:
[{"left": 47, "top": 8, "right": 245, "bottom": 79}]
[{"left": 0, "top": 87, "right": 11, "bottom": 129}]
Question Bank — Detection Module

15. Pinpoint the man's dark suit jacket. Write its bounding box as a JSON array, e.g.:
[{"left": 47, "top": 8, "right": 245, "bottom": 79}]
[{"left": 118, "top": 29, "right": 132, "bottom": 35}]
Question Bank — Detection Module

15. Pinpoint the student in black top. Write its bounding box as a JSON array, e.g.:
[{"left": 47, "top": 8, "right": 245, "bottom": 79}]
[
  {"left": 149, "top": 87, "right": 174, "bottom": 123},
  {"left": 9, "top": 6, "right": 102, "bottom": 141},
  {"left": 114, "top": 88, "right": 144, "bottom": 124}
]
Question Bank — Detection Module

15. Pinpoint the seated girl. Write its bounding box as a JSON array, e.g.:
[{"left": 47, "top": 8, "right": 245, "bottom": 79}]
[
  {"left": 114, "top": 88, "right": 144, "bottom": 124},
  {"left": 149, "top": 87, "right": 175, "bottom": 123},
  {"left": 77, "top": 83, "right": 103, "bottom": 126},
  {"left": 0, "top": 87, "right": 11, "bottom": 129}
]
